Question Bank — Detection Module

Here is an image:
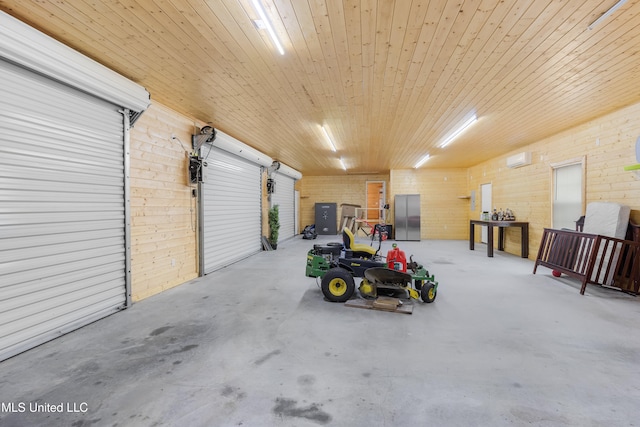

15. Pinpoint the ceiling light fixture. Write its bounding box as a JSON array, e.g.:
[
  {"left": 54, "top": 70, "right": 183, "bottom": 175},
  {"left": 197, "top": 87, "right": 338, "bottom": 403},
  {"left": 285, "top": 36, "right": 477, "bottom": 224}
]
[
  {"left": 438, "top": 114, "right": 478, "bottom": 148},
  {"left": 588, "top": 0, "right": 627, "bottom": 30},
  {"left": 414, "top": 154, "right": 431, "bottom": 169},
  {"left": 251, "top": 0, "right": 285, "bottom": 55},
  {"left": 321, "top": 126, "right": 337, "bottom": 152},
  {"left": 339, "top": 158, "right": 347, "bottom": 170},
  {"left": 252, "top": 20, "right": 266, "bottom": 30}
]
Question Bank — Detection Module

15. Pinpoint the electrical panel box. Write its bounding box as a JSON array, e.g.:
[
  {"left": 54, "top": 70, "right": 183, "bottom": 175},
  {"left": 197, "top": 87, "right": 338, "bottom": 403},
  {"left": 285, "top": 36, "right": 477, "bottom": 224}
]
[
  {"left": 266, "top": 178, "right": 275, "bottom": 194},
  {"left": 188, "top": 156, "right": 203, "bottom": 183}
]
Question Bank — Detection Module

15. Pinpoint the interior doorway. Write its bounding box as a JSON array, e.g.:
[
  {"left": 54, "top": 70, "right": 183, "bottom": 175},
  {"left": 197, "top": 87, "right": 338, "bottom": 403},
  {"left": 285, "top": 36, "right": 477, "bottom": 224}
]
[
  {"left": 551, "top": 158, "right": 585, "bottom": 230},
  {"left": 365, "top": 181, "right": 386, "bottom": 222}
]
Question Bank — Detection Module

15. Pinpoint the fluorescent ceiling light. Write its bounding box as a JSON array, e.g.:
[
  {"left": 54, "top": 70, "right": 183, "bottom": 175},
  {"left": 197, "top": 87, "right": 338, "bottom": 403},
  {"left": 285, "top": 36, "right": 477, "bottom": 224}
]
[
  {"left": 589, "top": 0, "right": 627, "bottom": 30},
  {"left": 339, "top": 158, "right": 347, "bottom": 170},
  {"left": 414, "top": 154, "right": 431, "bottom": 169},
  {"left": 438, "top": 114, "right": 478, "bottom": 148},
  {"left": 321, "top": 126, "right": 337, "bottom": 152},
  {"left": 251, "top": 0, "right": 285, "bottom": 55}
]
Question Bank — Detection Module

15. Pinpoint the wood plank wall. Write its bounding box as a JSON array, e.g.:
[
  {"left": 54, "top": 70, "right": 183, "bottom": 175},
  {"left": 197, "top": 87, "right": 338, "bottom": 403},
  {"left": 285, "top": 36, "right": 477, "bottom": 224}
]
[
  {"left": 389, "top": 169, "right": 469, "bottom": 239},
  {"left": 468, "top": 101, "right": 640, "bottom": 258},
  {"left": 129, "top": 102, "right": 202, "bottom": 301},
  {"left": 299, "top": 170, "right": 468, "bottom": 240},
  {"left": 298, "top": 174, "right": 390, "bottom": 234}
]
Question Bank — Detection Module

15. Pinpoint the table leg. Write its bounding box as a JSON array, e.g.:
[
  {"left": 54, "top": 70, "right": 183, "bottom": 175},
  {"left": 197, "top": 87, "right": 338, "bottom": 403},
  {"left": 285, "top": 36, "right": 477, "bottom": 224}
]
[
  {"left": 470, "top": 223, "right": 475, "bottom": 250},
  {"left": 521, "top": 224, "right": 529, "bottom": 258},
  {"left": 498, "top": 227, "right": 505, "bottom": 251},
  {"left": 487, "top": 225, "right": 494, "bottom": 257}
]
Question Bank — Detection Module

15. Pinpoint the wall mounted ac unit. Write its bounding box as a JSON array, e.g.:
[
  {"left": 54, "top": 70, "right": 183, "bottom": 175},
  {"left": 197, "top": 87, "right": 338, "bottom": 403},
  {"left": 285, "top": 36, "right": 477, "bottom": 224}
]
[{"left": 506, "top": 152, "right": 532, "bottom": 168}]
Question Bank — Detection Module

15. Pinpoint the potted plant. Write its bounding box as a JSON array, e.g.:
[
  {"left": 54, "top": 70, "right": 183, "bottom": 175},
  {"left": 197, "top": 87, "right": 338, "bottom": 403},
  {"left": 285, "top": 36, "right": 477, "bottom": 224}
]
[{"left": 268, "top": 204, "right": 280, "bottom": 249}]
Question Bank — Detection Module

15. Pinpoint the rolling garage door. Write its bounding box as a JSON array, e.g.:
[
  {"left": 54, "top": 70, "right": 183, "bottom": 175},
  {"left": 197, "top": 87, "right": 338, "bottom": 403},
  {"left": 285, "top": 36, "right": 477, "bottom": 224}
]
[
  {"left": 0, "top": 12, "right": 149, "bottom": 361},
  {"left": 201, "top": 148, "right": 263, "bottom": 273},
  {"left": 271, "top": 173, "right": 296, "bottom": 241}
]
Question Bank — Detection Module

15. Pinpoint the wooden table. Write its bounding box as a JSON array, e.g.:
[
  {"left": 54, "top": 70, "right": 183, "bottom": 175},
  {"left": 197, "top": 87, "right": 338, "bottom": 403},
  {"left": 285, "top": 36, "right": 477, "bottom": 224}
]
[{"left": 469, "top": 220, "right": 529, "bottom": 258}]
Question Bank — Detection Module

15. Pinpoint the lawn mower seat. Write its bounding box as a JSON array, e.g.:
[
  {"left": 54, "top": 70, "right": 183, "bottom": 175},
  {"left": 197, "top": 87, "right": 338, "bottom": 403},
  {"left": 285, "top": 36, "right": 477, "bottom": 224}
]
[{"left": 342, "top": 227, "right": 377, "bottom": 258}]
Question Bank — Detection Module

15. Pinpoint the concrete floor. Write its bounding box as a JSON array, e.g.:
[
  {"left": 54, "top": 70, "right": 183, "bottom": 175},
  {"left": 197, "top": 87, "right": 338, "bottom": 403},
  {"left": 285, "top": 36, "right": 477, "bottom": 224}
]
[{"left": 1, "top": 236, "right": 640, "bottom": 427}]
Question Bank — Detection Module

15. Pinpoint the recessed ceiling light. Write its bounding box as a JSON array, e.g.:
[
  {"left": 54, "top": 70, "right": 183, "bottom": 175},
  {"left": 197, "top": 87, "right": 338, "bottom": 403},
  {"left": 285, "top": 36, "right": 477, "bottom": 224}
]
[{"left": 339, "top": 158, "right": 347, "bottom": 170}]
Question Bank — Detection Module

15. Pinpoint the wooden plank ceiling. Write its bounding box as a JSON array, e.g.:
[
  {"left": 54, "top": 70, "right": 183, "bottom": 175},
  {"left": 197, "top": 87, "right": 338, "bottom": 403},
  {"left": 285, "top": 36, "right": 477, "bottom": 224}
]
[{"left": 1, "top": 0, "right": 639, "bottom": 175}]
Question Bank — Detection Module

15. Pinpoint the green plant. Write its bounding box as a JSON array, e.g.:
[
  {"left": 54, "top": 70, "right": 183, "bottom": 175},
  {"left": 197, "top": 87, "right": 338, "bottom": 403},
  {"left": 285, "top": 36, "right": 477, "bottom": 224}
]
[{"left": 268, "top": 204, "right": 280, "bottom": 247}]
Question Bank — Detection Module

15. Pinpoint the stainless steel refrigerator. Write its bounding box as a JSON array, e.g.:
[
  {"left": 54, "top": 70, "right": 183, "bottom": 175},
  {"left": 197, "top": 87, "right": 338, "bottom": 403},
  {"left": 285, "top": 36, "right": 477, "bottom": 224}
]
[{"left": 394, "top": 194, "right": 421, "bottom": 240}]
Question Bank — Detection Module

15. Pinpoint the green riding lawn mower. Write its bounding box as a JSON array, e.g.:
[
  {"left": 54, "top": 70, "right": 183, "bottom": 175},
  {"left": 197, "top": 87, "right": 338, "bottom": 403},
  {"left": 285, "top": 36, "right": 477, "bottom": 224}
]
[{"left": 305, "top": 225, "right": 438, "bottom": 304}]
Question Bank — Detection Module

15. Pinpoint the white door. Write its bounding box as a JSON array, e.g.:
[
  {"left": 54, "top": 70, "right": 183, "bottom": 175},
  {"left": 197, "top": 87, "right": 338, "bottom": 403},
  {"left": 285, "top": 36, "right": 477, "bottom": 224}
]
[
  {"left": 201, "top": 148, "right": 262, "bottom": 274},
  {"left": 271, "top": 173, "right": 296, "bottom": 241},
  {"left": 481, "top": 183, "right": 492, "bottom": 243}
]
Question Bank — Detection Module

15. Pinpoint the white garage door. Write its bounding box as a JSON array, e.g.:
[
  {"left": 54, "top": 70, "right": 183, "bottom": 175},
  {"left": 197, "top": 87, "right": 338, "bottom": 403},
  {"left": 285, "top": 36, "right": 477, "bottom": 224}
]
[
  {"left": 271, "top": 173, "right": 296, "bottom": 241},
  {"left": 201, "top": 148, "right": 262, "bottom": 273},
  {"left": 0, "top": 12, "right": 149, "bottom": 361},
  {"left": 0, "top": 60, "right": 126, "bottom": 361}
]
